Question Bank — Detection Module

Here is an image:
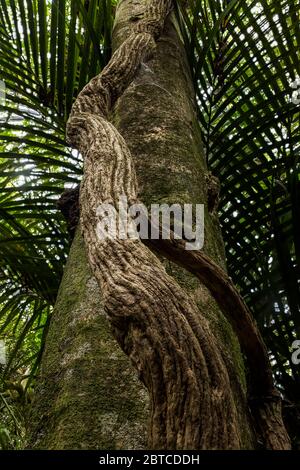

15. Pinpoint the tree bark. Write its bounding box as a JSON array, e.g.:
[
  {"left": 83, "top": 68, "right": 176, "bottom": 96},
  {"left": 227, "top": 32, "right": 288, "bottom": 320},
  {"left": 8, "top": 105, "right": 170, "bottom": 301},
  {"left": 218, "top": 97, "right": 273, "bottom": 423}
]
[
  {"left": 27, "top": 0, "right": 289, "bottom": 449},
  {"left": 26, "top": 228, "right": 149, "bottom": 449},
  {"left": 67, "top": 0, "right": 255, "bottom": 450}
]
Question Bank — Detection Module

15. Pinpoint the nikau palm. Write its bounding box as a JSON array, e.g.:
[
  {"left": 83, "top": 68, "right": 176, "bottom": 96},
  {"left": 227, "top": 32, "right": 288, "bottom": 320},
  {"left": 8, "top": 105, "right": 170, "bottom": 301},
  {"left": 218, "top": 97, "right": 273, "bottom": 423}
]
[{"left": 0, "top": 0, "right": 299, "bottom": 450}]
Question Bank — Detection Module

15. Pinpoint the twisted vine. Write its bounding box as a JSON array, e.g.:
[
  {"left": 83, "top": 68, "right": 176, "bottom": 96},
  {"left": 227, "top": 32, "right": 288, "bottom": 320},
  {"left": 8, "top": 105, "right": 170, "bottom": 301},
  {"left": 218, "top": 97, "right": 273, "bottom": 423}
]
[{"left": 66, "top": 0, "right": 290, "bottom": 449}]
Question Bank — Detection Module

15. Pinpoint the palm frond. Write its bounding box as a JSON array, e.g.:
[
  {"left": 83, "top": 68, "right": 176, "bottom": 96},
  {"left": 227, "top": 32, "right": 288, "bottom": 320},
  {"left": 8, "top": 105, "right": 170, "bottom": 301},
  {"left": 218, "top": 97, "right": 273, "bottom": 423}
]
[
  {"left": 0, "top": 0, "right": 114, "bottom": 378},
  {"left": 180, "top": 0, "right": 300, "bottom": 409}
]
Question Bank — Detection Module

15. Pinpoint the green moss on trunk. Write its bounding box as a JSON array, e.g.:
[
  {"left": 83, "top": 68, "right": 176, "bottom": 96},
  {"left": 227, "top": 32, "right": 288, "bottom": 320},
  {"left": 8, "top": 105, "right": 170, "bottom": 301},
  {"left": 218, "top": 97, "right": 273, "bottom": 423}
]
[
  {"left": 27, "top": 230, "right": 149, "bottom": 449},
  {"left": 28, "top": 0, "right": 256, "bottom": 449},
  {"left": 112, "top": 3, "right": 256, "bottom": 448}
]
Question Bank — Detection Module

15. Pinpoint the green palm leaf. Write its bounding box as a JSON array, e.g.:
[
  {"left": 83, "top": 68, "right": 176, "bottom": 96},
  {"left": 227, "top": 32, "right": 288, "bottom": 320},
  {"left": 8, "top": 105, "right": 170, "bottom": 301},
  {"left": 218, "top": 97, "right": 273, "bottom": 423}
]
[
  {"left": 179, "top": 0, "right": 300, "bottom": 411},
  {"left": 0, "top": 0, "right": 114, "bottom": 379}
]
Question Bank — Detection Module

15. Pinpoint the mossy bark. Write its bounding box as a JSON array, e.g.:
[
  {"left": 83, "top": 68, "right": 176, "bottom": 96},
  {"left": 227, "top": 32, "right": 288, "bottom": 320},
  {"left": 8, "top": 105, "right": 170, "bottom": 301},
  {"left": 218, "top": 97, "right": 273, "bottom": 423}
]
[
  {"left": 28, "top": 0, "right": 256, "bottom": 449},
  {"left": 27, "top": 229, "right": 149, "bottom": 449},
  {"left": 111, "top": 1, "right": 256, "bottom": 447}
]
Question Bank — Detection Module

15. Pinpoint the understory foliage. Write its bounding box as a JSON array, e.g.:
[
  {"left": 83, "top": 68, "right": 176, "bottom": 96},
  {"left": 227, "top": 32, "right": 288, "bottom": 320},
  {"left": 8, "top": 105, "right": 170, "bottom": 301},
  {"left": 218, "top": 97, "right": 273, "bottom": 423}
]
[{"left": 0, "top": 0, "right": 299, "bottom": 448}]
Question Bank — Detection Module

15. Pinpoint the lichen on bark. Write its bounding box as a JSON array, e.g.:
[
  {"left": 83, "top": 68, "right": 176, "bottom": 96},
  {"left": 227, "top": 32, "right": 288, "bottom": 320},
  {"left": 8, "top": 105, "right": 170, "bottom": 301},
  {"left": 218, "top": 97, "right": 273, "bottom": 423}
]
[
  {"left": 66, "top": 0, "right": 256, "bottom": 449},
  {"left": 27, "top": 228, "right": 149, "bottom": 449},
  {"left": 28, "top": 0, "right": 289, "bottom": 450}
]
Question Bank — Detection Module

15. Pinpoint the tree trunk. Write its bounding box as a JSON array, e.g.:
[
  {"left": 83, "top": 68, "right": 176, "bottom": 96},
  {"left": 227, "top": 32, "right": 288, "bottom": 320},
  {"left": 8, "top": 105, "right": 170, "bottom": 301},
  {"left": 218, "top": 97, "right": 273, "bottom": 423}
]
[
  {"left": 27, "top": 0, "right": 289, "bottom": 450},
  {"left": 26, "top": 228, "right": 149, "bottom": 449}
]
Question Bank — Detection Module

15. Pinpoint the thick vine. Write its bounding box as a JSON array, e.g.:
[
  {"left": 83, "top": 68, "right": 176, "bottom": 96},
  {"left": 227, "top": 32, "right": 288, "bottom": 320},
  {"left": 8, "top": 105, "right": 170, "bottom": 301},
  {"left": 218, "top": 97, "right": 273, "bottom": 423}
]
[{"left": 66, "top": 0, "right": 290, "bottom": 449}]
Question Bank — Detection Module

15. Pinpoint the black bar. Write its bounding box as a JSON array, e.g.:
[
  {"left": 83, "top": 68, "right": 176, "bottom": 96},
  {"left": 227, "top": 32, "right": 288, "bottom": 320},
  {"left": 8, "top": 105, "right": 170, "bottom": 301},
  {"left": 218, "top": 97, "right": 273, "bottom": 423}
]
[{"left": 0, "top": 450, "right": 298, "bottom": 468}]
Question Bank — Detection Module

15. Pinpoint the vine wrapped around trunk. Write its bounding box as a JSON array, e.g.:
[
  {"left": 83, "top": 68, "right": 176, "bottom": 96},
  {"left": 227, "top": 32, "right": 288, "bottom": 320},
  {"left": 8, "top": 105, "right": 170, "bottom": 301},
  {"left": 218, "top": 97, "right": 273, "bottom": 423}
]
[{"left": 66, "top": 0, "right": 290, "bottom": 450}]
